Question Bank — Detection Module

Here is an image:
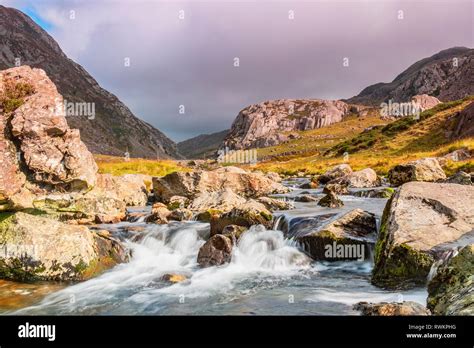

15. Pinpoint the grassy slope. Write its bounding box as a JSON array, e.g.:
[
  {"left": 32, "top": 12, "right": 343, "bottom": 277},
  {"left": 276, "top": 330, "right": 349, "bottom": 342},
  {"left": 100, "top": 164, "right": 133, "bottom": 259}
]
[
  {"left": 95, "top": 155, "right": 188, "bottom": 177},
  {"left": 252, "top": 98, "right": 474, "bottom": 176}
]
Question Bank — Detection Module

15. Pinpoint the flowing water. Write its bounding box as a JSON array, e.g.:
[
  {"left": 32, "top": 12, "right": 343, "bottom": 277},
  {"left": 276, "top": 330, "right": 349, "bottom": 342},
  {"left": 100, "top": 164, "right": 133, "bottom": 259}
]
[{"left": 3, "top": 181, "right": 428, "bottom": 315}]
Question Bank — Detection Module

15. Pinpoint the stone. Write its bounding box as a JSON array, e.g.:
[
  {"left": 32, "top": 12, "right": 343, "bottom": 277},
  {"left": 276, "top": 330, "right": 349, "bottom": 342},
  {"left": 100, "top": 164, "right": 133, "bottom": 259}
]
[
  {"left": 427, "top": 245, "right": 474, "bottom": 315},
  {"left": 145, "top": 203, "right": 171, "bottom": 224},
  {"left": 372, "top": 182, "right": 474, "bottom": 289},
  {"left": 1, "top": 66, "right": 97, "bottom": 190},
  {"left": 388, "top": 158, "right": 446, "bottom": 186},
  {"left": 354, "top": 301, "right": 430, "bottom": 316},
  {"left": 318, "top": 164, "right": 353, "bottom": 184},
  {"left": 0, "top": 212, "right": 127, "bottom": 281},
  {"left": 352, "top": 187, "right": 395, "bottom": 199},
  {"left": 168, "top": 208, "right": 193, "bottom": 221},
  {"left": 152, "top": 166, "right": 288, "bottom": 203},
  {"left": 333, "top": 168, "right": 381, "bottom": 188},
  {"left": 209, "top": 200, "right": 273, "bottom": 236},
  {"left": 296, "top": 209, "right": 377, "bottom": 260},
  {"left": 161, "top": 273, "right": 187, "bottom": 283},
  {"left": 445, "top": 171, "right": 472, "bottom": 185},
  {"left": 197, "top": 234, "right": 233, "bottom": 267},
  {"left": 294, "top": 194, "right": 318, "bottom": 203},
  {"left": 256, "top": 197, "right": 294, "bottom": 211},
  {"left": 318, "top": 191, "right": 344, "bottom": 208},
  {"left": 411, "top": 94, "right": 441, "bottom": 112},
  {"left": 323, "top": 183, "right": 349, "bottom": 195}
]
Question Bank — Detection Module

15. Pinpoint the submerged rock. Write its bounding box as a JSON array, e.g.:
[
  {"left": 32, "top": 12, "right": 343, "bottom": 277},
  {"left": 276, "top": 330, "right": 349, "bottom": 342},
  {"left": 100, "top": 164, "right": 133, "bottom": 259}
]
[
  {"left": 318, "top": 191, "right": 343, "bottom": 208},
  {"left": 296, "top": 209, "right": 377, "bottom": 261},
  {"left": 161, "top": 273, "right": 187, "bottom": 283},
  {"left": 0, "top": 212, "right": 127, "bottom": 281},
  {"left": 427, "top": 245, "right": 474, "bottom": 315},
  {"left": 294, "top": 194, "right": 318, "bottom": 203},
  {"left": 197, "top": 234, "right": 233, "bottom": 267},
  {"left": 354, "top": 301, "right": 430, "bottom": 316},
  {"left": 372, "top": 182, "right": 474, "bottom": 289},
  {"left": 388, "top": 158, "right": 446, "bottom": 187}
]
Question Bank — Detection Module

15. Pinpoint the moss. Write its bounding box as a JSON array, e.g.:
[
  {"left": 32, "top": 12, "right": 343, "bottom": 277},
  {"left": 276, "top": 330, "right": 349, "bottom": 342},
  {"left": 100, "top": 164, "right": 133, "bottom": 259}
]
[
  {"left": 260, "top": 210, "right": 273, "bottom": 221},
  {"left": 372, "top": 196, "right": 434, "bottom": 289}
]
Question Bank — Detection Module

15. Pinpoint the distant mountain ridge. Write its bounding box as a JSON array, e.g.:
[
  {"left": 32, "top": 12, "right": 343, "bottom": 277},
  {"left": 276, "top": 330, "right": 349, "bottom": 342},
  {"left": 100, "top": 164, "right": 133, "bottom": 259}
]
[
  {"left": 348, "top": 47, "right": 474, "bottom": 105},
  {"left": 178, "top": 130, "right": 229, "bottom": 159},
  {"left": 0, "top": 6, "right": 181, "bottom": 159}
]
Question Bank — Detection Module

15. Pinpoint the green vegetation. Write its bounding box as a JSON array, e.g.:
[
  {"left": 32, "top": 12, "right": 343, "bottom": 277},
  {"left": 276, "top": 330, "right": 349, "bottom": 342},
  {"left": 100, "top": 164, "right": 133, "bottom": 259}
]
[{"left": 0, "top": 81, "right": 35, "bottom": 113}]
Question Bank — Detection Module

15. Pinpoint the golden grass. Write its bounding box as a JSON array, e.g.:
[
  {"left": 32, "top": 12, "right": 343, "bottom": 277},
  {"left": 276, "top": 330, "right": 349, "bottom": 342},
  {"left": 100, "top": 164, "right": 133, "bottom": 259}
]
[{"left": 95, "top": 154, "right": 189, "bottom": 177}]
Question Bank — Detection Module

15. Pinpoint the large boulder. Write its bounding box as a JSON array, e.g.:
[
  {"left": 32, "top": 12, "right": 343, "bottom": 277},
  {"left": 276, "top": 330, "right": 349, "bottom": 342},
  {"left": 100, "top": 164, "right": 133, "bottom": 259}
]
[
  {"left": 296, "top": 209, "right": 377, "bottom": 260},
  {"left": 1, "top": 67, "right": 97, "bottom": 192},
  {"left": 188, "top": 187, "right": 247, "bottom": 213},
  {"left": 153, "top": 167, "right": 288, "bottom": 203},
  {"left": 372, "top": 182, "right": 474, "bottom": 289},
  {"left": 388, "top": 158, "right": 446, "bottom": 187},
  {"left": 209, "top": 200, "right": 273, "bottom": 236},
  {"left": 330, "top": 168, "right": 381, "bottom": 188},
  {"left": 197, "top": 234, "right": 233, "bottom": 267},
  {"left": 411, "top": 94, "right": 441, "bottom": 111},
  {"left": 354, "top": 301, "right": 430, "bottom": 316},
  {"left": 427, "top": 245, "right": 474, "bottom": 315},
  {"left": 91, "top": 174, "right": 148, "bottom": 206},
  {"left": 318, "top": 164, "right": 353, "bottom": 184},
  {"left": 0, "top": 212, "right": 127, "bottom": 281}
]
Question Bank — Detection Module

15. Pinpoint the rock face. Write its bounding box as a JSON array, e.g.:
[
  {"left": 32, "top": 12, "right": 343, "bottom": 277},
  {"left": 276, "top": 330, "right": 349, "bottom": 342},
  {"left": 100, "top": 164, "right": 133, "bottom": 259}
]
[
  {"left": 153, "top": 167, "right": 288, "bottom": 203},
  {"left": 296, "top": 209, "right": 377, "bottom": 260},
  {"left": 0, "top": 6, "right": 180, "bottom": 159},
  {"left": 222, "top": 99, "right": 351, "bottom": 150},
  {"left": 388, "top": 158, "right": 446, "bottom": 186},
  {"left": 197, "top": 234, "right": 233, "bottom": 267},
  {"left": 0, "top": 66, "right": 97, "bottom": 199},
  {"left": 427, "top": 245, "right": 474, "bottom": 315},
  {"left": 450, "top": 101, "right": 474, "bottom": 140},
  {"left": 372, "top": 182, "right": 474, "bottom": 289},
  {"left": 354, "top": 301, "right": 430, "bottom": 316},
  {"left": 0, "top": 212, "right": 127, "bottom": 281},
  {"left": 348, "top": 47, "right": 474, "bottom": 104},
  {"left": 411, "top": 94, "right": 441, "bottom": 111}
]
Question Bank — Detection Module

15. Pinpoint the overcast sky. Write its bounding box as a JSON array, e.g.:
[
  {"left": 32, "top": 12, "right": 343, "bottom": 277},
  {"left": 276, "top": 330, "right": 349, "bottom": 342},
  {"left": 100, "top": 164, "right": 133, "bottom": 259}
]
[{"left": 5, "top": 0, "right": 474, "bottom": 141}]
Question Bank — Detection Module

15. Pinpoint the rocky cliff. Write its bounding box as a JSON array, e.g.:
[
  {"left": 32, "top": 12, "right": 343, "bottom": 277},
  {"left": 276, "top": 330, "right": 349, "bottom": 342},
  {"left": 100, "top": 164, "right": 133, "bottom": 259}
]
[
  {"left": 222, "top": 99, "right": 352, "bottom": 150},
  {"left": 348, "top": 47, "right": 474, "bottom": 105},
  {"left": 0, "top": 6, "right": 180, "bottom": 159}
]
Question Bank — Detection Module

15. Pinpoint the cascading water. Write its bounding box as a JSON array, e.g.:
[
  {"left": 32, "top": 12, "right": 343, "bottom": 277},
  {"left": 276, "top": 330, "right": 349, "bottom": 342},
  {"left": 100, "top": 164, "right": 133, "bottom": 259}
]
[{"left": 8, "top": 184, "right": 428, "bottom": 315}]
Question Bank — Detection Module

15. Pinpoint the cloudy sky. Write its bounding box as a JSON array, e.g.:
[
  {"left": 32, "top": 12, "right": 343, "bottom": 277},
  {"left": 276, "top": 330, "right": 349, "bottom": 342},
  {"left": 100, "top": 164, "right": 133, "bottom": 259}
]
[{"left": 5, "top": 0, "right": 474, "bottom": 141}]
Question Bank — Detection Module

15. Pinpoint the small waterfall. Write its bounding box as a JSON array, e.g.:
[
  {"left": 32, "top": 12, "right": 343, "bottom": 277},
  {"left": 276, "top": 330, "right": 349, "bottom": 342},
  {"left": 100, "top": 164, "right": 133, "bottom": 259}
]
[
  {"left": 272, "top": 214, "right": 290, "bottom": 233},
  {"left": 427, "top": 248, "right": 459, "bottom": 282}
]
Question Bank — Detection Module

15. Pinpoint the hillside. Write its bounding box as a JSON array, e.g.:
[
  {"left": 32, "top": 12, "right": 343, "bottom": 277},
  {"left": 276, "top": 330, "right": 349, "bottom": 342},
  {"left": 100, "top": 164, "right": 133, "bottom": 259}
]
[
  {"left": 253, "top": 98, "right": 474, "bottom": 176},
  {"left": 0, "top": 6, "right": 180, "bottom": 159},
  {"left": 178, "top": 130, "right": 229, "bottom": 159},
  {"left": 348, "top": 47, "right": 474, "bottom": 105}
]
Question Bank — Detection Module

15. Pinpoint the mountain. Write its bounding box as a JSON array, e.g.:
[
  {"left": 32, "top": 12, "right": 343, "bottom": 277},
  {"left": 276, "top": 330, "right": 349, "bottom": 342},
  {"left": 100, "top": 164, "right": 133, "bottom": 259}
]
[
  {"left": 222, "top": 99, "right": 353, "bottom": 150},
  {"left": 178, "top": 130, "right": 229, "bottom": 159},
  {"left": 348, "top": 47, "right": 474, "bottom": 105},
  {"left": 0, "top": 6, "right": 180, "bottom": 159}
]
